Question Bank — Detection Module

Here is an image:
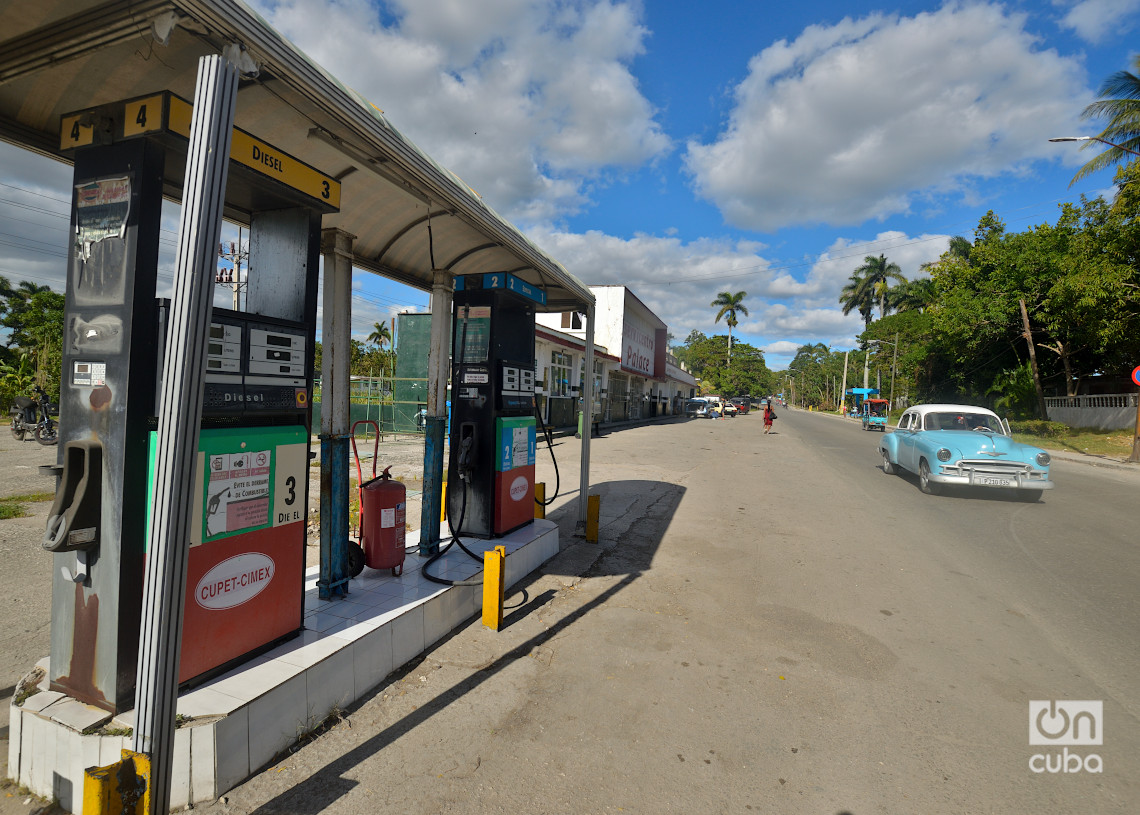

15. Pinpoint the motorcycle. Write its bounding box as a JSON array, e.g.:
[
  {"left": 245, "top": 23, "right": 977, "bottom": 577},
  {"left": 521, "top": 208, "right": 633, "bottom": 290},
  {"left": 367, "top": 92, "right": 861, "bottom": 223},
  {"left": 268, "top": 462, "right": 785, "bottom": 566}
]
[{"left": 9, "top": 384, "right": 58, "bottom": 445}]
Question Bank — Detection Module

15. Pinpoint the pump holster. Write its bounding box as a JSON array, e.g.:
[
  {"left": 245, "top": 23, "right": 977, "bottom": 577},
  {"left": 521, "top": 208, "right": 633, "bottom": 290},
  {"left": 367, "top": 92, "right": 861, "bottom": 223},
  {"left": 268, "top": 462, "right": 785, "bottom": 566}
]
[{"left": 43, "top": 439, "right": 102, "bottom": 554}]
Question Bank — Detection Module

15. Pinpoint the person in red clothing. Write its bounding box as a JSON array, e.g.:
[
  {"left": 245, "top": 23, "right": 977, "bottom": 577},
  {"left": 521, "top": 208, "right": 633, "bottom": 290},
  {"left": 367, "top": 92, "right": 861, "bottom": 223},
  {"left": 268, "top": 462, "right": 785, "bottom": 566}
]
[{"left": 763, "top": 400, "right": 777, "bottom": 434}]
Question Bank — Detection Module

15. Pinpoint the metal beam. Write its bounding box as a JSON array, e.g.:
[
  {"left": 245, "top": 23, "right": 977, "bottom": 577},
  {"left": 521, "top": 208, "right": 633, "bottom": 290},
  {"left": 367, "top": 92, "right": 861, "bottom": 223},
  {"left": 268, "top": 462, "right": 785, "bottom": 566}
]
[
  {"left": 132, "top": 52, "right": 238, "bottom": 815},
  {"left": 0, "top": 0, "right": 171, "bottom": 84}
]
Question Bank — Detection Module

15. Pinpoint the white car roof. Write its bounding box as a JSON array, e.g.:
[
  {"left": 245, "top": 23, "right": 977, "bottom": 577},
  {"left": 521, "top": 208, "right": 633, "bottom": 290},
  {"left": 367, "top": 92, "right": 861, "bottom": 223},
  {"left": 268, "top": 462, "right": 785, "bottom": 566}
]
[{"left": 907, "top": 404, "right": 999, "bottom": 417}]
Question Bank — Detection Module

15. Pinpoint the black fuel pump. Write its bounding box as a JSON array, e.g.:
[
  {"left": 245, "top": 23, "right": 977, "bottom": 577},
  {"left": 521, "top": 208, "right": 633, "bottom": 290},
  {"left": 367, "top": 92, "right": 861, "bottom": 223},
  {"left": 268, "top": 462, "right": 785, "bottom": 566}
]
[{"left": 446, "top": 273, "right": 542, "bottom": 538}]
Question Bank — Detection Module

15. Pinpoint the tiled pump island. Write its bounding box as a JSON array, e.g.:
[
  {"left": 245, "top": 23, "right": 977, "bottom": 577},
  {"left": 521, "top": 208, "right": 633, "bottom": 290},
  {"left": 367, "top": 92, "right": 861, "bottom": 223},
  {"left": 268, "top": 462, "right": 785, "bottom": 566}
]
[{"left": 9, "top": 522, "right": 559, "bottom": 811}]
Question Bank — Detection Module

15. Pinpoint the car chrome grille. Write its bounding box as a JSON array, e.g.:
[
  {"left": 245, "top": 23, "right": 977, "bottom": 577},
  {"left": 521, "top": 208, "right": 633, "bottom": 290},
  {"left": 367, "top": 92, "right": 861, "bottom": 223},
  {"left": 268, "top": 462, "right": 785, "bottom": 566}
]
[{"left": 942, "top": 459, "right": 1049, "bottom": 482}]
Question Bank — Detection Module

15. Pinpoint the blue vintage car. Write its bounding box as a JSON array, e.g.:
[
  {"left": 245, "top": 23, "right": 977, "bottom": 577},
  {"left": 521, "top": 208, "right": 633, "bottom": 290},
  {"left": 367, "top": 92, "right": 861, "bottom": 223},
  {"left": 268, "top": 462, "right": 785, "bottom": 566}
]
[{"left": 878, "top": 404, "right": 1054, "bottom": 501}]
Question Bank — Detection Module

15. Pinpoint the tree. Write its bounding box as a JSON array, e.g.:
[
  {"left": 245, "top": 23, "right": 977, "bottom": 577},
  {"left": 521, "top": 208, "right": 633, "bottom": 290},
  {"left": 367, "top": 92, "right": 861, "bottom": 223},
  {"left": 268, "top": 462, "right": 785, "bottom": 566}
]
[
  {"left": 852, "top": 254, "right": 906, "bottom": 322},
  {"left": 1, "top": 282, "right": 65, "bottom": 400},
  {"left": 1071, "top": 54, "right": 1140, "bottom": 184},
  {"left": 711, "top": 291, "right": 748, "bottom": 367},
  {"left": 839, "top": 272, "right": 874, "bottom": 329},
  {"left": 885, "top": 278, "right": 937, "bottom": 313},
  {"left": 0, "top": 352, "right": 35, "bottom": 391},
  {"left": 367, "top": 320, "right": 392, "bottom": 350},
  {"left": 675, "top": 331, "right": 773, "bottom": 396}
]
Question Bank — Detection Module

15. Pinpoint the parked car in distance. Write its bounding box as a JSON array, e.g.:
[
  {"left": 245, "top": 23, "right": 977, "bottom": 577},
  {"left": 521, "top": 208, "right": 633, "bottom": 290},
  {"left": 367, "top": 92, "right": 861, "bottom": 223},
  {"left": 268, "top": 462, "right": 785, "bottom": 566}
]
[
  {"left": 730, "top": 397, "right": 750, "bottom": 415},
  {"left": 878, "top": 404, "right": 1053, "bottom": 501},
  {"left": 684, "top": 398, "right": 710, "bottom": 418},
  {"left": 703, "top": 395, "right": 737, "bottom": 418}
]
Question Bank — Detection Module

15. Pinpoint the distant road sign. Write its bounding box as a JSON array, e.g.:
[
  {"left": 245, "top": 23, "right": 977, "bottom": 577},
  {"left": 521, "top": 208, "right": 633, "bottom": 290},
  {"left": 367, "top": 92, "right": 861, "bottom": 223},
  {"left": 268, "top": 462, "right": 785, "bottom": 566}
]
[{"left": 1132, "top": 365, "right": 1140, "bottom": 387}]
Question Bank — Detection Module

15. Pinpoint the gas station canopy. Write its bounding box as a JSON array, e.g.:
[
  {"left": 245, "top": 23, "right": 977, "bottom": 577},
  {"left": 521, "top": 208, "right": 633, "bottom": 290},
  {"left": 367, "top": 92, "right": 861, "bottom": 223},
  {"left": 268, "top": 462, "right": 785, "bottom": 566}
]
[{"left": 0, "top": 0, "right": 593, "bottom": 313}]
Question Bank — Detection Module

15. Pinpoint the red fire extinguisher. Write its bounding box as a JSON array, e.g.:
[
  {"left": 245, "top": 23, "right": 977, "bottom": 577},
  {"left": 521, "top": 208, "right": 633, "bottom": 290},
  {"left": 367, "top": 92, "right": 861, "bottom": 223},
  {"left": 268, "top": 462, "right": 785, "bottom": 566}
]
[{"left": 360, "top": 466, "right": 405, "bottom": 576}]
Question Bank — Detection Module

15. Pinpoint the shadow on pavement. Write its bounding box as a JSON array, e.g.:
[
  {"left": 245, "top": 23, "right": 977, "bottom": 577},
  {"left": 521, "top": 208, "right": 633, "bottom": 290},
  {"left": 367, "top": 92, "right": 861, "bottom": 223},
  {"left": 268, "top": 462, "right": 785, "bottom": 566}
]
[{"left": 248, "top": 479, "right": 684, "bottom": 814}]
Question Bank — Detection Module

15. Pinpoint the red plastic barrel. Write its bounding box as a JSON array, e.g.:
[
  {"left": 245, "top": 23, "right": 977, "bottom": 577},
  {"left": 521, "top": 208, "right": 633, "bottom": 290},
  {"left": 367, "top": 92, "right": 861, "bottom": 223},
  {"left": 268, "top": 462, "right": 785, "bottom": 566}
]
[{"left": 360, "top": 466, "right": 405, "bottom": 575}]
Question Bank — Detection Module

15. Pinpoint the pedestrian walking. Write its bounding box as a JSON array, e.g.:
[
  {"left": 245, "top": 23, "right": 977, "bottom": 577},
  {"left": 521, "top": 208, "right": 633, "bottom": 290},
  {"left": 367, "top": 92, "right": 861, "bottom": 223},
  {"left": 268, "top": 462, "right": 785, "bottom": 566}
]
[{"left": 763, "top": 400, "right": 777, "bottom": 434}]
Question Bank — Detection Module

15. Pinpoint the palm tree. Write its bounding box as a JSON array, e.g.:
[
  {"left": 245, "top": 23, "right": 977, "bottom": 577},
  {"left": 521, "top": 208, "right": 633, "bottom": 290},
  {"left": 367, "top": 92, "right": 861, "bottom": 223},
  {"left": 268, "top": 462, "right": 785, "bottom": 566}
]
[
  {"left": 1071, "top": 54, "right": 1140, "bottom": 184},
  {"left": 852, "top": 254, "right": 905, "bottom": 322},
  {"left": 367, "top": 320, "right": 392, "bottom": 350},
  {"left": 839, "top": 272, "right": 875, "bottom": 329},
  {"left": 885, "top": 278, "right": 937, "bottom": 313},
  {"left": 711, "top": 291, "right": 748, "bottom": 366}
]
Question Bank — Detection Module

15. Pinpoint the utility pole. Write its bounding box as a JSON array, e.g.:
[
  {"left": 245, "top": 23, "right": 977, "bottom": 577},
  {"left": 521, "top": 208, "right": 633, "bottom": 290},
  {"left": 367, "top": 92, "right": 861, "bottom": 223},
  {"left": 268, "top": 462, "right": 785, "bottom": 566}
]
[
  {"left": 889, "top": 331, "right": 898, "bottom": 410},
  {"left": 1131, "top": 385, "right": 1140, "bottom": 463},
  {"left": 216, "top": 226, "right": 247, "bottom": 310},
  {"left": 839, "top": 350, "right": 849, "bottom": 414}
]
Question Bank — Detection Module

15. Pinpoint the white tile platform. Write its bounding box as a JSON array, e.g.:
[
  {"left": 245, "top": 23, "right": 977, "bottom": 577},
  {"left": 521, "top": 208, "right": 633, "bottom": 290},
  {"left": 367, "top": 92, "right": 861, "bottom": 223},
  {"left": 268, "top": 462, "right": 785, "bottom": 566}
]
[{"left": 8, "top": 519, "right": 558, "bottom": 812}]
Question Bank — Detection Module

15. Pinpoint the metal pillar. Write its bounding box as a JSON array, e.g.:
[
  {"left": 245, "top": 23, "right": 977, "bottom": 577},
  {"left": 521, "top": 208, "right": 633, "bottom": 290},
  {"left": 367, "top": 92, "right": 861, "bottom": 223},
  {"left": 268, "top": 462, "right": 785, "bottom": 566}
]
[
  {"left": 132, "top": 54, "right": 237, "bottom": 815},
  {"left": 318, "top": 228, "right": 355, "bottom": 599},
  {"left": 578, "top": 302, "right": 595, "bottom": 534},
  {"left": 420, "top": 269, "right": 453, "bottom": 554}
]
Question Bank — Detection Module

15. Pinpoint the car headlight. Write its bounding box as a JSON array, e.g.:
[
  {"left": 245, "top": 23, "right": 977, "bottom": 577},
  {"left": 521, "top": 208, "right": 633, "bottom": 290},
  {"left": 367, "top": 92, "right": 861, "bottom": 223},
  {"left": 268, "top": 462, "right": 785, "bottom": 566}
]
[
  {"left": 1036, "top": 451, "right": 1051, "bottom": 467},
  {"left": 937, "top": 448, "right": 952, "bottom": 462}
]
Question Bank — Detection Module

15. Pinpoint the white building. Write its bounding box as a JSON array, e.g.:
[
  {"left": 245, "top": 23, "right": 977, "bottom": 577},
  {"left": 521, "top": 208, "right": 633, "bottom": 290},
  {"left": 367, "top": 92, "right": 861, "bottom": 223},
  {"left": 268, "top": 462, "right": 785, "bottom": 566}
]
[{"left": 536, "top": 285, "right": 698, "bottom": 427}]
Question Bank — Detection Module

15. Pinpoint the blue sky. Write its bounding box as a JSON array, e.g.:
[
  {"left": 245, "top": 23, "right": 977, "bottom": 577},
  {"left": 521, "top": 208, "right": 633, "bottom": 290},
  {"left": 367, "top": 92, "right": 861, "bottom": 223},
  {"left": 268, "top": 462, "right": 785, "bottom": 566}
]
[{"left": 2, "top": 0, "right": 1138, "bottom": 370}]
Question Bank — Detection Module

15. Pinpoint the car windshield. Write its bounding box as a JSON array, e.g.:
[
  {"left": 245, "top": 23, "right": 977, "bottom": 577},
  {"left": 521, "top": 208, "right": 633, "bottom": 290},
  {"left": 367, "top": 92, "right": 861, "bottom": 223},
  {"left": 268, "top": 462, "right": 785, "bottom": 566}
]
[{"left": 923, "top": 412, "right": 1003, "bottom": 433}]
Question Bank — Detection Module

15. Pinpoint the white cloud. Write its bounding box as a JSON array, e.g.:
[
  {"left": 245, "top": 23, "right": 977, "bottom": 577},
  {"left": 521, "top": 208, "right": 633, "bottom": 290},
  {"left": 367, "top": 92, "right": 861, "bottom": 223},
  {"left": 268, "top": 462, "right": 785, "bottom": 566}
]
[
  {"left": 1058, "top": 0, "right": 1140, "bottom": 43},
  {"left": 250, "top": 0, "right": 670, "bottom": 223},
  {"left": 684, "top": 4, "right": 1092, "bottom": 231},
  {"left": 525, "top": 224, "right": 948, "bottom": 369}
]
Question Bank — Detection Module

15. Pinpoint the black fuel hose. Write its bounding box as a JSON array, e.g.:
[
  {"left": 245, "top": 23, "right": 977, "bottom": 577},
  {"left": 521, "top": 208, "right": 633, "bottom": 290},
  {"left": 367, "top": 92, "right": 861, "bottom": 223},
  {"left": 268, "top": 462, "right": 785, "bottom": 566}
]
[
  {"left": 422, "top": 310, "right": 485, "bottom": 587},
  {"left": 533, "top": 402, "right": 560, "bottom": 507}
]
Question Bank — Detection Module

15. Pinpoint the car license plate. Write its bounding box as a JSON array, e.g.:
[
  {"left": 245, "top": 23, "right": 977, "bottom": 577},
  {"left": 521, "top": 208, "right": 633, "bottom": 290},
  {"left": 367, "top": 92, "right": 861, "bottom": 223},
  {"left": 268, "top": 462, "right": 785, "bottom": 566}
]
[{"left": 979, "top": 477, "right": 1010, "bottom": 486}]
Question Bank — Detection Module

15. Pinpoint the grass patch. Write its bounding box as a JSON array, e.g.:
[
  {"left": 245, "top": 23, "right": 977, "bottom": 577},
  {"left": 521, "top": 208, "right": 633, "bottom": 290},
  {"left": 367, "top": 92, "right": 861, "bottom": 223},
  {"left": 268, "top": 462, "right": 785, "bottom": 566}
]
[
  {"left": 872, "top": 411, "right": 1135, "bottom": 458},
  {"left": 1012, "top": 427, "right": 1135, "bottom": 458},
  {"left": 0, "top": 491, "right": 54, "bottom": 520}
]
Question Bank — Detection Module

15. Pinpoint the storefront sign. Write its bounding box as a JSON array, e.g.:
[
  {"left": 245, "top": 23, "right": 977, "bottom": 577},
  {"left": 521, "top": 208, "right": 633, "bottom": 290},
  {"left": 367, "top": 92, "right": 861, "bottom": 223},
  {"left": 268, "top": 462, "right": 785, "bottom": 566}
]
[{"left": 622, "top": 313, "right": 655, "bottom": 376}]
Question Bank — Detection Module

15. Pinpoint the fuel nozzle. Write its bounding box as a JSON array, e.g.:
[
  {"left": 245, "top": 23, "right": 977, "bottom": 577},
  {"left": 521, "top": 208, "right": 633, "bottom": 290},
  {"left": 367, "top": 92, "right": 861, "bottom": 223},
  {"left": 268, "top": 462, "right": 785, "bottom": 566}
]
[{"left": 457, "top": 423, "right": 476, "bottom": 481}]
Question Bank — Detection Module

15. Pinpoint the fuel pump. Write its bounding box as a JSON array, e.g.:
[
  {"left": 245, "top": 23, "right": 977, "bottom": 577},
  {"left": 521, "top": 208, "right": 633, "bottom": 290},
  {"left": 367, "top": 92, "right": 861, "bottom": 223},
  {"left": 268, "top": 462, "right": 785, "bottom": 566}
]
[
  {"left": 445, "top": 273, "right": 542, "bottom": 538},
  {"left": 44, "top": 91, "right": 335, "bottom": 711}
]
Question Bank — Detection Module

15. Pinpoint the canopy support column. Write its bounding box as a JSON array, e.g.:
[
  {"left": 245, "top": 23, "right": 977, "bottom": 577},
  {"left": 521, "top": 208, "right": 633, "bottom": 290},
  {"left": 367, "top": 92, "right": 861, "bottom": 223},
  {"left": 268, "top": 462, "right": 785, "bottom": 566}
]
[
  {"left": 577, "top": 303, "right": 596, "bottom": 536},
  {"left": 420, "top": 269, "right": 453, "bottom": 554},
  {"left": 319, "top": 228, "right": 355, "bottom": 599}
]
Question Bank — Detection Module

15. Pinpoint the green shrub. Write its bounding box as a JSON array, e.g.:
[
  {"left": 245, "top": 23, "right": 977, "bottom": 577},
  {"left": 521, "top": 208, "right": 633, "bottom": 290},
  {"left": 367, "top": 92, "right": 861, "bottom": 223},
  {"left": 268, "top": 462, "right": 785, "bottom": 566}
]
[{"left": 1007, "top": 419, "right": 1070, "bottom": 438}]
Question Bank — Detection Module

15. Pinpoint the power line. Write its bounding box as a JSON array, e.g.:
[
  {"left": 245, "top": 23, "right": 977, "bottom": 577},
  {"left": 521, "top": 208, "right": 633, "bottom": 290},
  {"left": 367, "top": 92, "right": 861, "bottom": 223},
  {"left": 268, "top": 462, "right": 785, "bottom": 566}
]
[{"left": 638, "top": 190, "right": 1110, "bottom": 286}]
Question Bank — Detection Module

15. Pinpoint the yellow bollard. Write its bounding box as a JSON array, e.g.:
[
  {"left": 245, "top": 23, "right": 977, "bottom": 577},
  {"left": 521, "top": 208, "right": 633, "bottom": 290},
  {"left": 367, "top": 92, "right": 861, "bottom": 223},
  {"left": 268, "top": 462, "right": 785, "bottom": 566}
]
[
  {"left": 83, "top": 749, "right": 150, "bottom": 815},
  {"left": 482, "top": 545, "right": 506, "bottom": 631},
  {"left": 534, "top": 482, "right": 546, "bottom": 519},
  {"left": 440, "top": 481, "right": 447, "bottom": 523},
  {"left": 586, "top": 494, "right": 601, "bottom": 543}
]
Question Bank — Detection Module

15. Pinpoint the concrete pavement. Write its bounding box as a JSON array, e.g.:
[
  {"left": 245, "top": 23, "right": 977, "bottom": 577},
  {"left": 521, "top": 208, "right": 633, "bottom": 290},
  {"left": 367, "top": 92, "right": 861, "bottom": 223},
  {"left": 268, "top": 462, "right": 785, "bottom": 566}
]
[{"left": 3, "top": 413, "right": 1137, "bottom": 812}]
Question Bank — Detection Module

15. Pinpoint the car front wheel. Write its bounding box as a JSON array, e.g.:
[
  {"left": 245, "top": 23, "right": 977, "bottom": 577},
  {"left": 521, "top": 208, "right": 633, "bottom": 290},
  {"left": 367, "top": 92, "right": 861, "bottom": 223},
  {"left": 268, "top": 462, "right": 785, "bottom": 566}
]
[
  {"left": 881, "top": 449, "right": 897, "bottom": 475},
  {"left": 919, "top": 459, "right": 941, "bottom": 495}
]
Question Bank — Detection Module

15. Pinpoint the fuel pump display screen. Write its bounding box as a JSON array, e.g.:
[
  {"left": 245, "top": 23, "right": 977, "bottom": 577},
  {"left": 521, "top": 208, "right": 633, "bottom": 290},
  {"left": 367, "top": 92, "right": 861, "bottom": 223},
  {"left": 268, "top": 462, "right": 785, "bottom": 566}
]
[{"left": 454, "top": 306, "right": 491, "bottom": 363}]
